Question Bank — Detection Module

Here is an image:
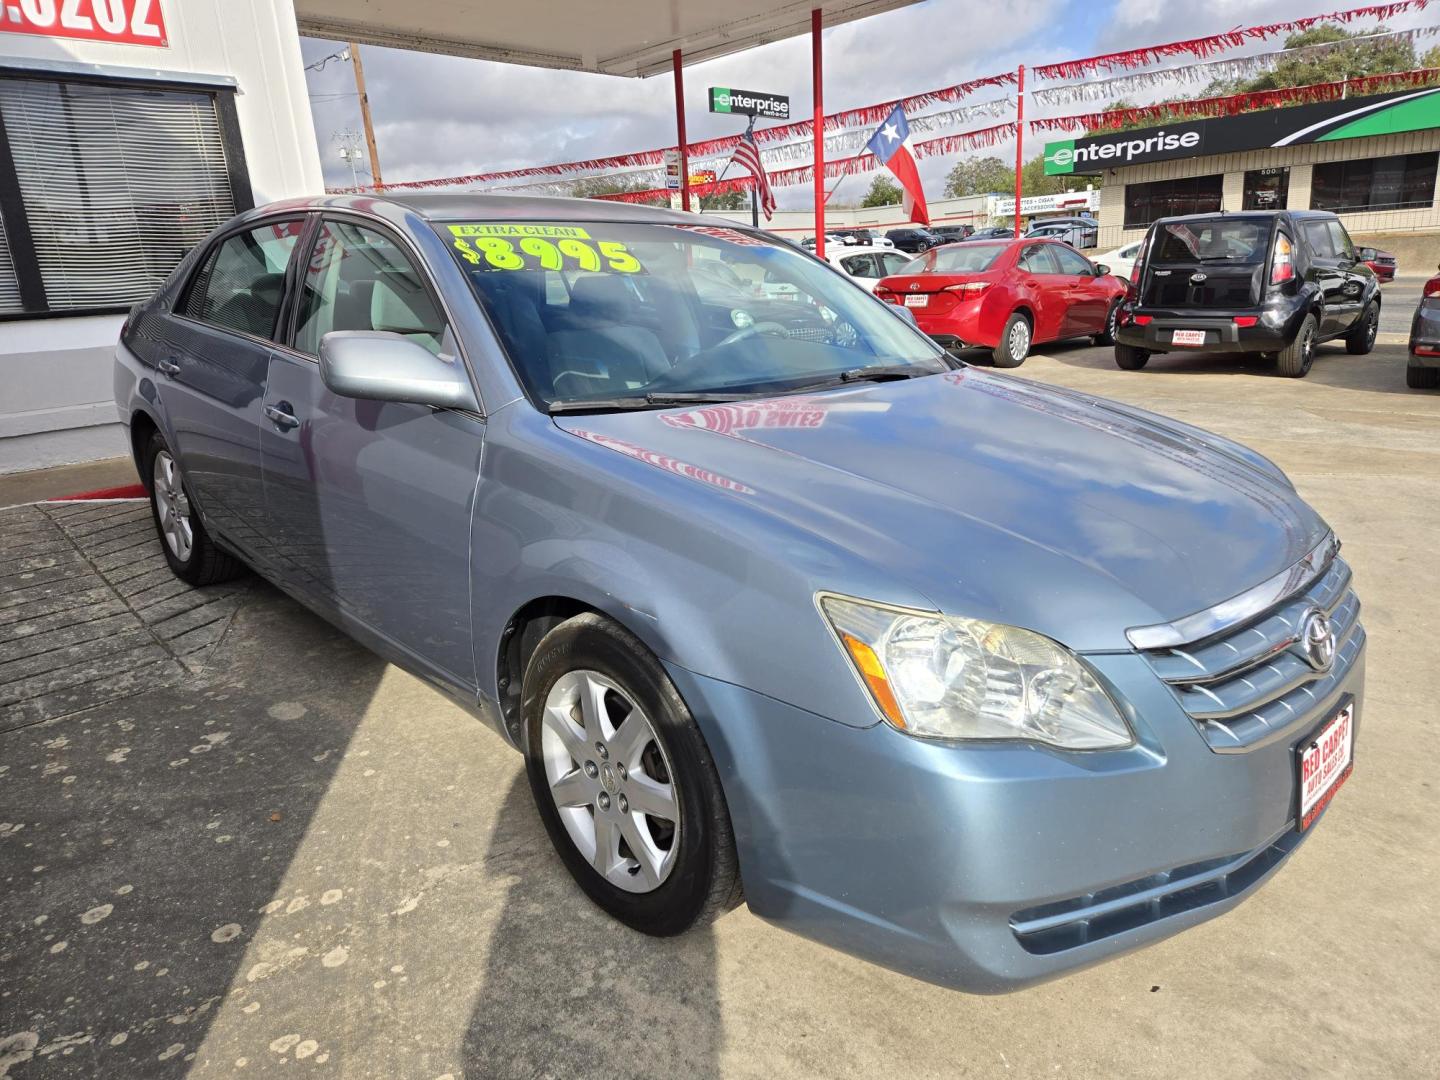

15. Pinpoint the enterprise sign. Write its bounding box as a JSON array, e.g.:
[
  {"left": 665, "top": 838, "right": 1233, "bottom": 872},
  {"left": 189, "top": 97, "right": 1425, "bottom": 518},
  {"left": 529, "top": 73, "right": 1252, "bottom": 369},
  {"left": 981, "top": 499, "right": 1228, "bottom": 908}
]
[
  {"left": 709, "top": 86, "right": 790, "bottom": 119},
  {"left": 1045, "top": 86, "right": 1440, "bottom": 175}
]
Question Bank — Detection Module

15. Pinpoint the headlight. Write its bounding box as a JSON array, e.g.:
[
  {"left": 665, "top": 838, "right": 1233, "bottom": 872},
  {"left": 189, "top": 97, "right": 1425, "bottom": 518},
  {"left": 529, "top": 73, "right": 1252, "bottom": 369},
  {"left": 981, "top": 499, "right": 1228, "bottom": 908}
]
[{"left": 820, "top": 595, "right": 1132, "bottom": 750}]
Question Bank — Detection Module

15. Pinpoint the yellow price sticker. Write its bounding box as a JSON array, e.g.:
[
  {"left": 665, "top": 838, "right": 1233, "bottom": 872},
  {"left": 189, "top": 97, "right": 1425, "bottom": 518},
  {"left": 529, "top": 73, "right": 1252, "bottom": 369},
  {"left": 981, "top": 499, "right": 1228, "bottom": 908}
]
[{"left": 448, "top": 224, "right": 644, "bottom": 275}]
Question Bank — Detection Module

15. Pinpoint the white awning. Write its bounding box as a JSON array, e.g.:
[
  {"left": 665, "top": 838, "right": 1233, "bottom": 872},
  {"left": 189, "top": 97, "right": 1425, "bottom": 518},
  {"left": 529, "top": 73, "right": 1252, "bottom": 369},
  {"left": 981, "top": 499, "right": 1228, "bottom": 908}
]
[{"left": 293, "top": 0, "right": 917, "bottom": 76}]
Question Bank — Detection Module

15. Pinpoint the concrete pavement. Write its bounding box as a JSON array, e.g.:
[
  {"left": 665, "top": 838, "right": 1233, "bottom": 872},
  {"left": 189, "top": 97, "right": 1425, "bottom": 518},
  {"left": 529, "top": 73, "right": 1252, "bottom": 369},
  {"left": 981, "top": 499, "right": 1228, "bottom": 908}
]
[{"left": 1, "top": 328, "right": 1437, "bottom": 1078}]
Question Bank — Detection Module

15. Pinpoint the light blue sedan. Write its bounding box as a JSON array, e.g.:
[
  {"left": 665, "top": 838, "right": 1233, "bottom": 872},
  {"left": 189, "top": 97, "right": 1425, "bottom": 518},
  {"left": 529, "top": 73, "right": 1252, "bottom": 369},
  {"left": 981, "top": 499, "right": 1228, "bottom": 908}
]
[{"left": 115, "top": 195, "right": 1364, "bottom": 992}]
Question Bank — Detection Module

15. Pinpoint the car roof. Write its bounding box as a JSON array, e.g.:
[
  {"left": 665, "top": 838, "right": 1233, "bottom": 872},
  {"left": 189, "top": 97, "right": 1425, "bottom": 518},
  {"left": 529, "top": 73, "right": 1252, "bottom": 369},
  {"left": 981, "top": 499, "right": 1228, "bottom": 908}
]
[
  {"left": 829, "top": 245, "right": 906, "bottom": 257},
  {"left": 241, "top": 192, "right": 728, "bottom": 228}
]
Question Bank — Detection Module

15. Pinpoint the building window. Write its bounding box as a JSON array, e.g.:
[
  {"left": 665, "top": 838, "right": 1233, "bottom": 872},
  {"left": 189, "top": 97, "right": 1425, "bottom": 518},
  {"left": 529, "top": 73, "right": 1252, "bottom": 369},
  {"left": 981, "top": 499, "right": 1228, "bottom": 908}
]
[
  {"left": 1124, "top": 175, "right": 1224, "bottom": 228},
  {"left": 0, "top": 74, "right": 248, "bottom": 317},
  {"left": 1243, "top": 168, "right": 1290, "bottom": 210},
  {"left": 1311, "top": 153, "right": 1439, "bottom": 213}
]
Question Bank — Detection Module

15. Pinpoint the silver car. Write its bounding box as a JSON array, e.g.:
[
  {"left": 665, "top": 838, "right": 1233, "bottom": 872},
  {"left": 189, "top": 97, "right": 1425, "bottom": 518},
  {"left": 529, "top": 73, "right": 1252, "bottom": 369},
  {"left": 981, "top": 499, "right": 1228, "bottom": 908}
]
[{"left": 115, "top": 195, "right": 1364, "bottom": 992}]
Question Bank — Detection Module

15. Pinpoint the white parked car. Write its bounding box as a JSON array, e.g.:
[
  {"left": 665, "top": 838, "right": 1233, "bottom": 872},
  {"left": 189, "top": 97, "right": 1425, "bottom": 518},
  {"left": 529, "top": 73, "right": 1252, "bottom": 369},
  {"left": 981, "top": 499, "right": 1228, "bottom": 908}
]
[
  {"left": 825, "top": 245, "right": 916, "bottom": 292},
  {"left": 1096, "top": 239, "right": 1143, "bottom": 280}
]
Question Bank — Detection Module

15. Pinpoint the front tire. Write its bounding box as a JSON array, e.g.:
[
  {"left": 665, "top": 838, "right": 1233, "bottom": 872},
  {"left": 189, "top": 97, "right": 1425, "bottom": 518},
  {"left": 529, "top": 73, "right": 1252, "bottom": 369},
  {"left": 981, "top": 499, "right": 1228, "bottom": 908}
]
[
  {"left": 522, "top": 613, "right": 741, "bottom": 936},
  {"left": 1276, "top": 313, "right": 1318, "bottom": 378},
  {"left": 992, "top": 312, "right": 1031, "bottom": 368},
  {"left": 1345, "top": 302, "right": 1379, "bottom": 355},
  {"left": 143, "top": 431, "right": 243, "bottom": 586},
  {"left": 1114, "top": 344, "right": 1150, "bottom": 370}
]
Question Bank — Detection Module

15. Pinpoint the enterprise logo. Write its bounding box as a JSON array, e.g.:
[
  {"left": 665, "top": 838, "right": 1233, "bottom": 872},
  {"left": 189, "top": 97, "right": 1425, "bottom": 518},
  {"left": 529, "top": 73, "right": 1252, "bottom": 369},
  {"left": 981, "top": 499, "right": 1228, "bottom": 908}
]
[{"left": 1047, "top": 129, "right": 1201, "bottom": 171}]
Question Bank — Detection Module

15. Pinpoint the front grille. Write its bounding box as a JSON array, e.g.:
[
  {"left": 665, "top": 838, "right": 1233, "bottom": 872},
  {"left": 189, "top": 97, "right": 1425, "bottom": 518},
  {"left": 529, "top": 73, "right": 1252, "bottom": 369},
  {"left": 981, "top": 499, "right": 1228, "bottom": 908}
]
[{"left": 1138, "top": 554, "right": 1363, "bottom": 752}]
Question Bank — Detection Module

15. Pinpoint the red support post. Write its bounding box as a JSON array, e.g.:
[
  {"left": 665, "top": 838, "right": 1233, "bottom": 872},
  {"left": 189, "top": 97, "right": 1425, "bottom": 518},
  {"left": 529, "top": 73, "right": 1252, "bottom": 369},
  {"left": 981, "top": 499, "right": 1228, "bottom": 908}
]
[
  {"left": 673, "top": 49, "right": 690, "bottom": 213},
  {"left": 812, "top": 8, "right": 825, "bottom": 259},
  {"left": 1013, "top": 64, "right": 1025, "bottom": 239}
]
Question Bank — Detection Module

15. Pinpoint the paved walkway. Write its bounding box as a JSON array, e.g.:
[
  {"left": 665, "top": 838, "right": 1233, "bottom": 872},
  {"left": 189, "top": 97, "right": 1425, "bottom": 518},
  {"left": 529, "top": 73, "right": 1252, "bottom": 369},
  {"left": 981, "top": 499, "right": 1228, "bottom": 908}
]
[{"left": 1, "top": 502, "right": 247, "bottom": 734}]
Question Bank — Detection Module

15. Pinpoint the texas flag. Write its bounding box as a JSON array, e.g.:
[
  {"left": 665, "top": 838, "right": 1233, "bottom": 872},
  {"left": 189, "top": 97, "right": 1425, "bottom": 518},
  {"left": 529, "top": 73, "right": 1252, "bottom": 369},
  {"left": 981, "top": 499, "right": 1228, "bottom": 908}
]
[{"left": 866, "top": 104, "right": 929, "bottom": 226}]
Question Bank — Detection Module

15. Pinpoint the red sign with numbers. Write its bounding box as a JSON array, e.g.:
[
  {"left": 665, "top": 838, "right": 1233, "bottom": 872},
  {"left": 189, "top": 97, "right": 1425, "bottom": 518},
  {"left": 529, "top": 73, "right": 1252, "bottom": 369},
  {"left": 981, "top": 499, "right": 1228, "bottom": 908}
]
[{"left": 0, "top": 0, "right": 168, "bottom": 48}]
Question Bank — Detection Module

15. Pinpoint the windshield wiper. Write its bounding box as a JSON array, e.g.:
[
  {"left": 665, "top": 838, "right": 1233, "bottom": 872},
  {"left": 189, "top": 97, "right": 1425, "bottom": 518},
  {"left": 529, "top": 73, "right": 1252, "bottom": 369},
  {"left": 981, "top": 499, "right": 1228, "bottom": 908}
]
[
  {"left": 783, "top": 364, "right": 939, "bottom": 394},
  {"left": 547, "top": 390, "right": 775, "bottom": 415}
]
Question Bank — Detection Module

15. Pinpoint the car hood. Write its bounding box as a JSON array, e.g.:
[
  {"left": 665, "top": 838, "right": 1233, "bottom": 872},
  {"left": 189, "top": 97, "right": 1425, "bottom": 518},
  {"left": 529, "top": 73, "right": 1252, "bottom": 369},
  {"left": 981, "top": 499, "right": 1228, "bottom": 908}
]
[{"left": 553, "top": 368, "right": 1328, "bottom": 650}]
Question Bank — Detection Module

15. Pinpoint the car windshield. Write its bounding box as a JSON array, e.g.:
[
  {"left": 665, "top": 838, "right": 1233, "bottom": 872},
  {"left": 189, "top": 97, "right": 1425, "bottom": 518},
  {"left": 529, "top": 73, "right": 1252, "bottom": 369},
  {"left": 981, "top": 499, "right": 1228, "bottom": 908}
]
[
  {"left": 1154, "top": 221, "right": 1269, "bottom": 264},
  {"left": 440, "top": 220, "right": 948, "bottom": 410},
  {"left": 913, "top": 243, "right": 1007, "bottom": 273}
]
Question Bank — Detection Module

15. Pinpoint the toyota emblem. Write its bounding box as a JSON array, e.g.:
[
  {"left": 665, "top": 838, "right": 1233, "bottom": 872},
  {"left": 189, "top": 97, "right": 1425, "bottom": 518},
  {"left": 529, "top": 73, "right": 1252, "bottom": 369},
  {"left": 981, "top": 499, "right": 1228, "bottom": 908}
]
[
  {"left": 910, "top": 283, "right": 920, "bottom": 291},
  {"left": 1300, "top": 609, "right": 1336, "bottom": 672}
]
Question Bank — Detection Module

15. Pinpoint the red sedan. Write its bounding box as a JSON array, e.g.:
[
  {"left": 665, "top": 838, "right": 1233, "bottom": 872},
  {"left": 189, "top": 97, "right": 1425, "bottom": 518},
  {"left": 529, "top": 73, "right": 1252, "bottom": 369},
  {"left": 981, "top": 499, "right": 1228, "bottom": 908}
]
[
  {"left": 1357, "top": 246, "right": 1397, "bottom": 283},
  {"left": 874, "top": 238, "right": 1129, "bottom": 367}
]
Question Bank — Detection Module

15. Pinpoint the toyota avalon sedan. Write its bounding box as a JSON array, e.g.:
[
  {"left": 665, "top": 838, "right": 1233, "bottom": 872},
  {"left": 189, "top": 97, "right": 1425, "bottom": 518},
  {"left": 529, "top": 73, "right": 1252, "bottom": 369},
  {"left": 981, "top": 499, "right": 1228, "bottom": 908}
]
[{"left": 116, "top": 194, "right": 1364, "bottom": 993}]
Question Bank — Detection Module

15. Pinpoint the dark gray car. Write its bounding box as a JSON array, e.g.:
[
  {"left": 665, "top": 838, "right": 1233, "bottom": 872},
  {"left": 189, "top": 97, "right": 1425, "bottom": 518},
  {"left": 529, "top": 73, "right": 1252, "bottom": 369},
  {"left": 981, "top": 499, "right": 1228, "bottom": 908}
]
[{"left": 115, "top": 194, "right": 1365, "bottom": 993}]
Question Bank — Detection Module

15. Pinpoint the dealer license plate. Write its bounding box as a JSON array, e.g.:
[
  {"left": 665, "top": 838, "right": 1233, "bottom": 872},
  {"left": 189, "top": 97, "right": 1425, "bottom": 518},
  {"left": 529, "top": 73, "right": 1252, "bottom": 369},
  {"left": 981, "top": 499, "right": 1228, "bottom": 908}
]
[
  {"left": 1296, "top": 700, "right": 1354, "bottom": 832},
  {"left": 1171, "top": 329, "right": 1207, "bottom": 346},
  {"left": 904, "top": 294, "right": 928, "bottom": 308}
]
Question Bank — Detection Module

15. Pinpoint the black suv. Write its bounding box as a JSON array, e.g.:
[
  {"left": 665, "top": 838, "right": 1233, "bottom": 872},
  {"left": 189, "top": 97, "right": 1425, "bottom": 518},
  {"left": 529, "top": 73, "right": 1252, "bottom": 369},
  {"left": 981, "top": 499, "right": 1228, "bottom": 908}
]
[
  {"left": 1114, "top": 210, "right": 1380, "bottom": 377},
  {"left": 885, "top": 227, "right": 942, "bottom": 253},
  {"left": 930, "top": 224, "right": 974, "bottom": 243}
]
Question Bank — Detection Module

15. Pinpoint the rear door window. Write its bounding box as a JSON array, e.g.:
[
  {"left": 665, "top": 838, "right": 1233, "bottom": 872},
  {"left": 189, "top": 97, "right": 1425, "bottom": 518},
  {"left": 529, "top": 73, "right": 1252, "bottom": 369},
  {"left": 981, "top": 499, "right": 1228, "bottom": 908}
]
[
  {"left": 1302, "top": 220, "right": 1336, "bottom": 259},
  {"left": 840, "top": 253, "right": 880, "bottom": 278},
  {"left": 1325, "top": 220, "right": 1356, "bottom": 260},
  {"left": 1018, "top": 244, "right": 1060, "bottom": 274},
  {"left": 181, "top": 220, "right": 303, "bottom": 340}
]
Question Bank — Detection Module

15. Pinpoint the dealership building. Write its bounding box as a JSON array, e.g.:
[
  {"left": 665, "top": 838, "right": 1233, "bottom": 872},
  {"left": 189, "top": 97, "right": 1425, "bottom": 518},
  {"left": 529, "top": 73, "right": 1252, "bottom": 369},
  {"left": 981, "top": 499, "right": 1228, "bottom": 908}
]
[{"left": 1045, "top": 86, "right": 1440, "bottom": 252}]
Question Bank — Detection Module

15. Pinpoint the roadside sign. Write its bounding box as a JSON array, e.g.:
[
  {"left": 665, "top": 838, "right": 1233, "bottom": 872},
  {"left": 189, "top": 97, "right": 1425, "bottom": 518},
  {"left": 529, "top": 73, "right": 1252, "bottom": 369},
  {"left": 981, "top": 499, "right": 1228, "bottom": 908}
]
[
  {"left": 709, "top": 87, "right": 790, "bottom": 120},
  {"left": 663, "top": 149, "right": 682, "bottom": 191},
  {"left": 690, "top": 170, "right": 717, "bottom": 186}
]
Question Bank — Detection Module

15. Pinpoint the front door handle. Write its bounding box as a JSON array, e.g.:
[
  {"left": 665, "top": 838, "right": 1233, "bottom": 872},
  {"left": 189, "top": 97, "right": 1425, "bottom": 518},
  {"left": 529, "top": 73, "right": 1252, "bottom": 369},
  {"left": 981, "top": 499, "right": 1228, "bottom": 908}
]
[
  {"left": 157, "top": 357, "right": 181, "bottom": 376},
  {"left": 264, "top": 403, "right": 299, "bottom": 429}
]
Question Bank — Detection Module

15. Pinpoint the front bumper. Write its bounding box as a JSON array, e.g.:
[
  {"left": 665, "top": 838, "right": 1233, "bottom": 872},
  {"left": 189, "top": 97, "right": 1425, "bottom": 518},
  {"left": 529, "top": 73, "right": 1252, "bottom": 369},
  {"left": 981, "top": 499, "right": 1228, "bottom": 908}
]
[{"left": 667, "top": 642, "right": 1365, "bottom": 993}]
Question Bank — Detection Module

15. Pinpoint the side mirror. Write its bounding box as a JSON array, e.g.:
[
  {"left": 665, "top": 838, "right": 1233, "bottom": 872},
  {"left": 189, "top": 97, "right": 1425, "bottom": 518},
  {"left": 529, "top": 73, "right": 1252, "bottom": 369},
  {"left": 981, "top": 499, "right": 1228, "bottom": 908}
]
[
  {"left": 1093, "top": 263, "right": 1111, "bottom": 276},
  {"left": 319, "top": 331, "right": 479, "bottom": 411}
]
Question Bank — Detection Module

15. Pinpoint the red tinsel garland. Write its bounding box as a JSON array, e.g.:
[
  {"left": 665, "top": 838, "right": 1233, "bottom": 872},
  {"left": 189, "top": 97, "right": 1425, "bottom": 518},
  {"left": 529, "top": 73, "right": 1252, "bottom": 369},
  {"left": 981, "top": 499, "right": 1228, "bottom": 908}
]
[
  {"left": 1033, "top": 1, "right": 1432, "bottom": 80},
  {"left": 591, "top": 123, "right": 1018, "bottom": 203},
  {"left": 1029, "top": 68, "right": 1440, "bottom": 132}
]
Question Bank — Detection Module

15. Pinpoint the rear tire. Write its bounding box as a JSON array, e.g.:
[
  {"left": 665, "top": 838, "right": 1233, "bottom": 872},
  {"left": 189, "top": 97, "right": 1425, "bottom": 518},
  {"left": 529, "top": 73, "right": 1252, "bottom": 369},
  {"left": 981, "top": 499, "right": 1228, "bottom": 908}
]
[
  {"left": 1114, "top": 344, "right": 1150, "bottom": 370},
  {"left": 992, "top": 312, "right": 1031, "bottom": 368},
  {"left": 522, "top": 613, "right": 742, "bottom": 937},
  {"left": 1276, "top": 314, "right": 1318, "bottom": 378},
  {"left": 1408, "top": 362, "right": 1440, "bottom": 389},
  {"left": 143, "top": 431, "right": 243, "bottom": 586},
  {"left": 1344, "top": 302, "right": 1379, "bottom": 355}
]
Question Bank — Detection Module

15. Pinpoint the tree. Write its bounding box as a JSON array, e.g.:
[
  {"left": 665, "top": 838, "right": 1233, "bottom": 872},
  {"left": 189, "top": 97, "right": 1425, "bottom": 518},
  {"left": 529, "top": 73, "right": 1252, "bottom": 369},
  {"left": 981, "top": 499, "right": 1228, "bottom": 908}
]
[
  {"left": 861, "top": 175, "right": 903, "bottom": 207},
  {"left": 699, "top": 190, "right": 748, "bottom": 211},
  {"left": 1201, "top": 24, "right": 1420, "bottom": 96},
  {"left": 943, "top": 155, "right": 1014, "bottom": 197},
  {"left": 568, "top": 175, "right": 667, "bottom": 205}
]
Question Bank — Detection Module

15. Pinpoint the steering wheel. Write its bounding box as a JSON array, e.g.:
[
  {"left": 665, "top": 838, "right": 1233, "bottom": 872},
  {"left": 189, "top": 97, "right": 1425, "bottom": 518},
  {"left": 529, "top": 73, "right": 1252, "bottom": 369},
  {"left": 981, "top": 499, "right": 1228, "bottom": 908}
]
[{"left": 715, "top": 320, "right": 790, "bottom": 349}]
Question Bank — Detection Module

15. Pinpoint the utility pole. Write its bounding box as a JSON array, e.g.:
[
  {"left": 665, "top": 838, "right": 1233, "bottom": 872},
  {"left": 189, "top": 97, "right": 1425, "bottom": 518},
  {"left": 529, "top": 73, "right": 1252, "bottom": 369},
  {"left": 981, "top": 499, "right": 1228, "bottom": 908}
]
[{"left": 348, "top": 41, "right": 383, "bottom": 188}]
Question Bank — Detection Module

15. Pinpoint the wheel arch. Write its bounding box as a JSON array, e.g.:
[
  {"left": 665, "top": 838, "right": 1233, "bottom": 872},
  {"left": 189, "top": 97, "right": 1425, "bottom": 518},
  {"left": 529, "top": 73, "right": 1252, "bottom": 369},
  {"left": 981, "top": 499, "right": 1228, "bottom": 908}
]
[{"left": 129, "top": 408, "right": 160, "bottom": 486}]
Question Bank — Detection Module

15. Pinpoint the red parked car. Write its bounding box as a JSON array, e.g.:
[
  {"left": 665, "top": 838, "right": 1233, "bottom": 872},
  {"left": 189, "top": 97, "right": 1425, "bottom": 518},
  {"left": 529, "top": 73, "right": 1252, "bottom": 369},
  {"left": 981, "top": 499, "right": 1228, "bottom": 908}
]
[
  {"left": 1357, "top": 246, "right": 1397, "bottom": 283},
  {"left": 874, "top": 239, "right": 1128, "bottom": 366},
  {"left": 1407, "top": 264, "right": 1440, "bottom": 389}
]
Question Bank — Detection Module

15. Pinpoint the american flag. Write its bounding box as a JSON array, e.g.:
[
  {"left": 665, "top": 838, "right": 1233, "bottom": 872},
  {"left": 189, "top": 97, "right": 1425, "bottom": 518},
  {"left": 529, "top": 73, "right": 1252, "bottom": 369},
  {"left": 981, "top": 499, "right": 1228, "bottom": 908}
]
[{"left": 726, "top": 133, "right": 775, "bottom": 220}]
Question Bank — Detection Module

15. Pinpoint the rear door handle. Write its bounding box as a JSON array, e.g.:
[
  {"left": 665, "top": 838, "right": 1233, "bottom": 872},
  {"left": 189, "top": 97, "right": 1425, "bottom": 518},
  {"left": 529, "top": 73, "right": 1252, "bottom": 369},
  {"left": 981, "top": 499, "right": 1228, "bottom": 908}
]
[
  {"left": 264, "top": 403, "right": 299, "bottom": 429},
  {"left": 156, "top": 357, "right": 181, "bottom": 376}
]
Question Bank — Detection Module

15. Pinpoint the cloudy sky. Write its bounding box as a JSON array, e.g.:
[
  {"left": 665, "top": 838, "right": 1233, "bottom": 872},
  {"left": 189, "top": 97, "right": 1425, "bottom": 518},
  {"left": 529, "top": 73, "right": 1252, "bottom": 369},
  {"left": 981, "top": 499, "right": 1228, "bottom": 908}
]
[{"left": 299, "top": 0, "right": 1436, "bottom": 205}]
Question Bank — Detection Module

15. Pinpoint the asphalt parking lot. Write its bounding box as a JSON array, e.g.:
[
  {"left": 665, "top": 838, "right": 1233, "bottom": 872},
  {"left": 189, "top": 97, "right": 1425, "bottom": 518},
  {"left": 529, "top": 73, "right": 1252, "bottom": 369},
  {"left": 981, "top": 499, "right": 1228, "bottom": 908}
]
[{"left": 2, "top": 279, "right": 1438, "bottom": 1079}]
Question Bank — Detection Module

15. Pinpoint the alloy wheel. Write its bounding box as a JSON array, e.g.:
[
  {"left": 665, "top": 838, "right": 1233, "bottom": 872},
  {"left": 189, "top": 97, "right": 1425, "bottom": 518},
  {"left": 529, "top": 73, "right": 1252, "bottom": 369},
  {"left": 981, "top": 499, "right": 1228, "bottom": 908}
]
[
  {"left": 1366, "top": 308, "right": 1378, "bottom": 346},
  {"left": 540, "top": 669, "right": 680, "bottom": 893},
  {"left": 152, "top": 450, "right": 194, "bottom": 562}
]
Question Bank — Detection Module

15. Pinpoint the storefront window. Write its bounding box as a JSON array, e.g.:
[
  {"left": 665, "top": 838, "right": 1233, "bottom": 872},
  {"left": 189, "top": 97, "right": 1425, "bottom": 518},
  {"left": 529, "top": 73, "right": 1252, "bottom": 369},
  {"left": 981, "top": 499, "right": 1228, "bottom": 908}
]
[
  {"left": 0, "top": 74, "right": 247, "bottom": 316},
  {"left": 1123, "top": 175, "right": 1224, "bottom": 228},
  {"left": 1243, "top": 168, "right": 1290, "bottom": 210},
  {"left": 1311, "top": 153, "right": 1438, "bottom": 213}
]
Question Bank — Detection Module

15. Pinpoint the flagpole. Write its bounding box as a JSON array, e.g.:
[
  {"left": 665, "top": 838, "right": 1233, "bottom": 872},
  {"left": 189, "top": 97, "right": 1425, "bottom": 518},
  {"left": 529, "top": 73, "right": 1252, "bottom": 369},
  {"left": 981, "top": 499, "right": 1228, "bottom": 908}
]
[
  {"left": 746, "top": 116, "right": 760, "bottom": 228},
  {"left": 1013, "top": 63, "right": 1024, "bottom": 239}
]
